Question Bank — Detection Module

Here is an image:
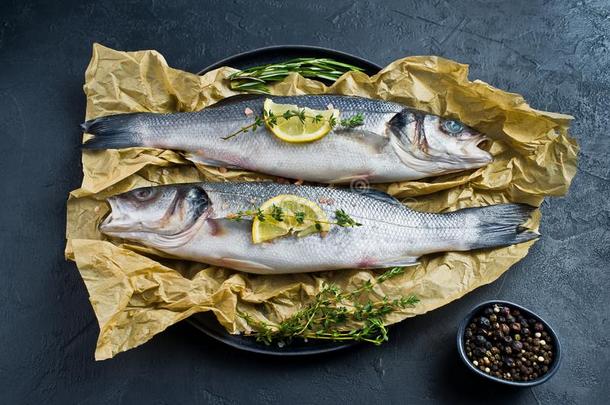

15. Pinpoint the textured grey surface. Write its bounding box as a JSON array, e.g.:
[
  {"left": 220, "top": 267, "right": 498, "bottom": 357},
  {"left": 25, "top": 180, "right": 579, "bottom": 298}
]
[{"left": 0, "top": 0, "right": 608, "bottom": 404}]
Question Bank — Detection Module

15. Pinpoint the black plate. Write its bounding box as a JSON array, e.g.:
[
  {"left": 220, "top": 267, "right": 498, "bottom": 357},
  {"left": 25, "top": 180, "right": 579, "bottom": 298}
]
[
  {"left": 196, "top": 44, "right": 382, "bottom": 77},
  {"left": 188, "top": 45, "right": 382, "bottom": 356}
]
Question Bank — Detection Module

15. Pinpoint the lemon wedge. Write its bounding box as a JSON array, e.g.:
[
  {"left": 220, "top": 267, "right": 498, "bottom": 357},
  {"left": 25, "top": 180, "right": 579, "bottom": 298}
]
[
  {"left": 252, "top": 194, "right": 331, "bottom": 244},
  {"left": 263, "top": 98, "right": 339, "bottom": 143}
]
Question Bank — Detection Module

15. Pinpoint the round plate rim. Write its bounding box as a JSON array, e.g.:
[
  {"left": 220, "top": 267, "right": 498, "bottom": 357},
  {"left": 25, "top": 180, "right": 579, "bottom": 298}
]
[
  {"left": 188, "top": 312, "right": 357, "bottom": 356},
  {"left": 197, "top": 44, "right": 383, "bottom": 76},
  {"left": 188, "top": 45, "right": 382, "bottom": 356}
]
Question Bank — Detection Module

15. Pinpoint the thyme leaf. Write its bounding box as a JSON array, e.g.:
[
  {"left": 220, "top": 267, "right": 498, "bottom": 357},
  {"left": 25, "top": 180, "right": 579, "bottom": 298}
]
[
  {"left": 340, "top": 112, "right": 365, "bottom": 128},
  {"left": 226, "top": 205, "right": 360, "bottom": 231},
  {"left": 239, "top": 267, "right": 419, "bottom": 345}
]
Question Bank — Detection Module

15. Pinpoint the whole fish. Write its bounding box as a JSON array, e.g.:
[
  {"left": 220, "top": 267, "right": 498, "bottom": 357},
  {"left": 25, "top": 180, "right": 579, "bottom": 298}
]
[
  {"left": 99, "top": 182, "right": 537, "bottom": 274},
  {"left": 82, "top": 95, "right": 492, "bottom": 183}
]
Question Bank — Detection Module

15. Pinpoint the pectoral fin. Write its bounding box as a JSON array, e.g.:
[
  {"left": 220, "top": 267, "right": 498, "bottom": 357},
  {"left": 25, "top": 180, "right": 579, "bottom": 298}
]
[
  {"left": 377, "top": 256, "right": 420, "bottom": 268},
  {"left": 183, "top": 152, "right": 242, "bottom": 169}
]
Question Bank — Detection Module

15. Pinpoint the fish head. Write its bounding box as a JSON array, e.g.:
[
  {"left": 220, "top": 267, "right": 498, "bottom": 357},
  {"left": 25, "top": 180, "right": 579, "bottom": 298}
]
[
  {"left": 100, "top": 184, "right": 210, "bottom": 244},
  {"left": 388, "top": 110, "right": 492, "bottom": 173}
]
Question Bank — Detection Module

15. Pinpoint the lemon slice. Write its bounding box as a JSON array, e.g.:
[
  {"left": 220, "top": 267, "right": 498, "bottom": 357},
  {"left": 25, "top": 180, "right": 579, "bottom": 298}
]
[
  {"left": 263, "top": 98, "right": 339, "bottom": 143},
  {"left": 252, "top": 194, "right": 331, "bottom": 244}
]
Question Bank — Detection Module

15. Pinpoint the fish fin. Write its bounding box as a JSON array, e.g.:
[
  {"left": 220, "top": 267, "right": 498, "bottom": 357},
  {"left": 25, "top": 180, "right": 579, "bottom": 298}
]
[
  {"left": 359, "top": 188, "right": 404, "bottom": 206},
  {"left": 81, "top": 113, "right": 144, "bottom": 149},
  {"left": 183, "top": 152, "right": 242, "bottom": 169},
  {"left": 328, "top": 174, "right": 376, "bottom": 184},
  {"left": 334, "top": 129, "right": 389, "bottom": 151},
  {"left": 217, "top": 257, "right": 275, "bottom": 274},
  {"left": 462, "top": 204, "right": 539, "bottom": 249},
  {"left": 377, "top": 257, "right": 420, "bottom": 267}
]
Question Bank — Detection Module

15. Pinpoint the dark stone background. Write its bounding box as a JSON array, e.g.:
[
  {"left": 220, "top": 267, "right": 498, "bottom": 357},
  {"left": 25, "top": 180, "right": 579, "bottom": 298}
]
[{"left": 1, "top": 0, "right": 608, "bottom": 403}]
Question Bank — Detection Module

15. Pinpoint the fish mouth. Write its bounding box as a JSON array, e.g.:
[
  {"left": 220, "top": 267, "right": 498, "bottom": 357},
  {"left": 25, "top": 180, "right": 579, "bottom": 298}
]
[
  {"left": 458, "top": 135, "right": 493, "bottom": 166},
  {"left": 99, "top": 197, "right": 129, "bottom": 235},
  {"left": 99, "top": 192, "right": 209, "bottom": 238}
]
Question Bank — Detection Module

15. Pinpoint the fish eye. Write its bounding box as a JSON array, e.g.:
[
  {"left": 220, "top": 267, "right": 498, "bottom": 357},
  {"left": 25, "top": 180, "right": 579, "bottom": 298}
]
[
  {"left": 442, "top": 120, "right": 464, "bottom": 135},
  {"left": 133, "top": 188, "right": 155, "bottom": 201}
]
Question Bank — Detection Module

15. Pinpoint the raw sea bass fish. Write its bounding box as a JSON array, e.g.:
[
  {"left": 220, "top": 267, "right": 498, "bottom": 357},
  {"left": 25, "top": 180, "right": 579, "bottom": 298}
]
[
  {"left": 99, "top": 182, "right": 537, "bottom": 275},
  {"left": 82, "top": 95, "right": 492, "bottom": 183}
]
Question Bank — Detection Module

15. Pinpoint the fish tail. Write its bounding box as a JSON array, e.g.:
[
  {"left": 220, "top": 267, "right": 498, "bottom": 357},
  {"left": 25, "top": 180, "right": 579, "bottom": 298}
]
[
  {"left": 81, "top": 113, "right": 144, "bottom": 149},
  {"left": 463, "top": 204, "right": 539, "bottom": 249}
]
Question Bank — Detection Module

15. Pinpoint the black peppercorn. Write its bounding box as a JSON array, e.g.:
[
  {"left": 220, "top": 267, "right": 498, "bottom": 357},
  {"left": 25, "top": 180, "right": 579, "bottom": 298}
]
[
  {"left": 474, "top": 347, "right": 486, "bottom": 357},
  {"left": 479, "top": 317, "right": 491, "bottom": 328},
  {"left": 475, "top": 335, "right": 487, "bottom": 346},
  {"left": 463, "top": 304, "right": 555, "bottom": 383}
]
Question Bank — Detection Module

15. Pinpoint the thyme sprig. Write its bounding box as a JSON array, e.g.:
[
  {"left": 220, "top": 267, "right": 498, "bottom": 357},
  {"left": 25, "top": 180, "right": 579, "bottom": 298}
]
[
  {"left": 226, "top": 204, "right": 362, "bottom": 229},
  {"left": 222, "top": 108, "right": 364, "bottom": 140},
  {"left": 239, "top": 267, "right": 419, "bottom": 345},
  {"left": 228, "top": 57, "right": 365, "bottom": 94}
]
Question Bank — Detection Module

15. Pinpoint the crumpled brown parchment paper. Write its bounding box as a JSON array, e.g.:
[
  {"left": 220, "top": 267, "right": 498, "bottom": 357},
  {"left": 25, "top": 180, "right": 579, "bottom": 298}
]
[{"left": 66, "top": 43, "right": 578, "bottom": 360}]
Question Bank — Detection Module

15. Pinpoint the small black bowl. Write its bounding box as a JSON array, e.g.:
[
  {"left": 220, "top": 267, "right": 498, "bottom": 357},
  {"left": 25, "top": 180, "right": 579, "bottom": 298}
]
[{"left": 457, "top": 300, "right": 562, "bottom": 387}]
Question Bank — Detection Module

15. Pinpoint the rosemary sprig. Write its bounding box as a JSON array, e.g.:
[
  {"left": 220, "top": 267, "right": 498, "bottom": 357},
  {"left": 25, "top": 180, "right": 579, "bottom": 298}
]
[
  {"left": 229, "top": 57, "right": 365, "bottom": 94},
  {"left": 227, "top": 205, "right": 362, "bottom": 229},
  {"left": 222, "top": 108, "right": 365, "bottom": 140},
  {"left": 239, "top": 267, "right": 419, "bottom": 345}
]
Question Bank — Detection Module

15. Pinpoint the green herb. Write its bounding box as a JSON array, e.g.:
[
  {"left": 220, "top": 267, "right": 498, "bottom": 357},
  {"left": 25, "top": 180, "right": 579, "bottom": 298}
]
[
  {"left": 227, "top": 205, "right": 361, "bottom": 230},
  {"left": 295, "top": 211, "right": 306, "bottom": 225},
  {"left": 335, "top": 208, "right": 362, "bottom": 227},
  {"left": 340, "top": 112, "right": 365, "bottom": 128},
  {"left": 222, "top": 107, "right": 365, "bottom": 140},
  {"left": 239, "top": 267, "right": 419, "bottom": 345},
  {"left": 270, "top": 204, "right": 284, "bottom": 222},
  {"left": 229, "top": 57, "right": 365, "bottom": 94}
]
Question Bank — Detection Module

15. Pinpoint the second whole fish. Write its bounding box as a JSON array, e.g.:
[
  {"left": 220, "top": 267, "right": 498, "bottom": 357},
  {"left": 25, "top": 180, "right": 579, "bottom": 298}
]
[
  {"left": 82, "top": 95, "right": 492, "bottom": 183},
  {"left": 99, "top": 182, "right": 538, "bottom": 274}
]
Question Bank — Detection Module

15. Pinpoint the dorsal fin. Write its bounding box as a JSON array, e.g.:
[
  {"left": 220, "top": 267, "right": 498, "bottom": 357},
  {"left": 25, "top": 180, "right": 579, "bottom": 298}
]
[{"left": 360, "top": 188, "right": 403, "bottom": 206}]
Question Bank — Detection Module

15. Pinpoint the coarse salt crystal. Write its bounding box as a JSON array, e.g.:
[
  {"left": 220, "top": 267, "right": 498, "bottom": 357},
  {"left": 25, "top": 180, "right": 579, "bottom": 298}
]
[
  {"left": 318, "top": 197, "right": 335, "bottom": 205},
  {"left": 244, "top": 107, "right": 254, "bottom": 116}
]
